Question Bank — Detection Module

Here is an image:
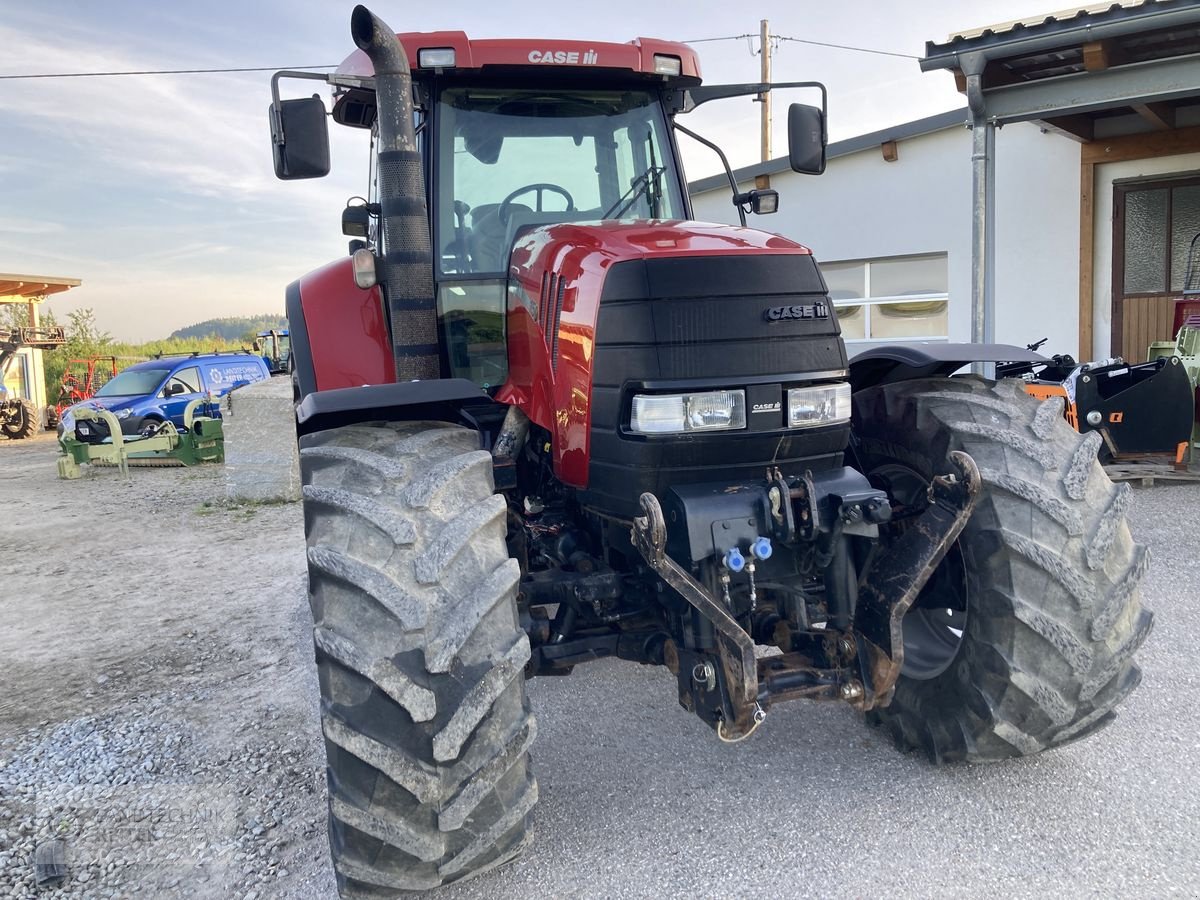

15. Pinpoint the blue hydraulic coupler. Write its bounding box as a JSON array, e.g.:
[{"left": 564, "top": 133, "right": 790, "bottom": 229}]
[{"left": 723, "top": 547, "right": 746, "bottom": 573}]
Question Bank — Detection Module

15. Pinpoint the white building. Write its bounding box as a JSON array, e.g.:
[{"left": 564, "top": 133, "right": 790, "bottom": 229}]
[{"left": 691, "top": 2, "right": 1200, "bottom": 364}]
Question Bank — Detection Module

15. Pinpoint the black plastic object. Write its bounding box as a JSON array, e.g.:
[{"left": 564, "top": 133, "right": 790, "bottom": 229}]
[
  {"left": 295, "top": 379, "right": 493, "bottom": 437},
  {"left": 34, "top": 840, "right": 67, "bottom": 887}
]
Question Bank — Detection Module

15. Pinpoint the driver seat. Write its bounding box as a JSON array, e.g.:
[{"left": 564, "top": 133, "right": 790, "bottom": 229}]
[{"left": 469, "top": 202, "right": 529, "bottom": 272}]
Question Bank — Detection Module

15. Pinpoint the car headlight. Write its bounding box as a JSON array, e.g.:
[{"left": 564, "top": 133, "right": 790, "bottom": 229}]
[
  {"left": 630, "top": 390, "right": 746, "bottom": 434},
  {"left": 114, "top": 408, "right": 133, "bottom": 419},
  {"left": 787, "top": 383, "right": 851, "bottom": 428},
  {"left": 59, "top": 411, "right": 75, "bottom": 435}
]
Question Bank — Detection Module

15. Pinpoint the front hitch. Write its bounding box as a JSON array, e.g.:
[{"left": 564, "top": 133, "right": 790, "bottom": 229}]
[
  {"left": 852, "top": 450, "right": 981, "bottom": 710},
  {"left": 631, "top": 492, "right": 762, "bottom": 739},
  {"left": 631, "top": 452, "right": 980, "bottom": 737}
]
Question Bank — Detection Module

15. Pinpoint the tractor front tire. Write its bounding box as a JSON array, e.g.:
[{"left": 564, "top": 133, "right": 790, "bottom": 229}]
[
  {"left": 301, "top": 421, "right": 537, "bottom": 895},
  {"left": 1, "top": 399, "right": 38, "bottom": 439},
  {"left": 852, "top": 377, "right": 1153, "bottom": 763}
]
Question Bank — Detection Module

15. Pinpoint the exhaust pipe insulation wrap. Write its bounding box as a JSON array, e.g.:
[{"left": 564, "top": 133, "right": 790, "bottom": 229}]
[{"left": 350, "top": 5, "right": 439, "bottom": 381}]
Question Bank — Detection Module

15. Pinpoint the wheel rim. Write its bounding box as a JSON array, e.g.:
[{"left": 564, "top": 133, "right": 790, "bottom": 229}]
[{"left": 870, "top": 462, "right": 970, "bottom": 680}]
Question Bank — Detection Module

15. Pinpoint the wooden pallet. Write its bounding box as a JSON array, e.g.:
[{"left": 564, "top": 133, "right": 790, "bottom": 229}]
[{"left": 1103, "top": 460, "right": 1200, "bottom": 486}]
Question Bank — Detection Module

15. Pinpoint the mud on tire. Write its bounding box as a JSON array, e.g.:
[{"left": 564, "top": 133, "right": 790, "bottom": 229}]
[
  {"left": 301, "top": 421, "right": 536, "bottom": 895},
  {"left": 852, "top": 377, "right": 1153, "bottom": 763}
]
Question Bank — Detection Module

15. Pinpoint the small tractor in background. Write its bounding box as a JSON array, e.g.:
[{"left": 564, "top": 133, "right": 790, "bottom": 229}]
[
  {"left": 0, "top": 325, "right": 66, "bottom": 439},
  {"left": 253, "top": 328, "right": 290, "bottom": 375},
  {"left": 269, "top": 8, "right": 1153, "bottom": 894}
]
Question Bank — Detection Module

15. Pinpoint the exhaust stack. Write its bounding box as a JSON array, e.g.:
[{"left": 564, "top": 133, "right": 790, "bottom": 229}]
[{"left": 350, "top": 5, "right": 439, "bottom": 381}]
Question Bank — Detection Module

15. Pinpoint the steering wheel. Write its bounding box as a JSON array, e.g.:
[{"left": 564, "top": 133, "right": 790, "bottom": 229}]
[{"left": 498, "top": 183, "right": 575, "bottom": 225}]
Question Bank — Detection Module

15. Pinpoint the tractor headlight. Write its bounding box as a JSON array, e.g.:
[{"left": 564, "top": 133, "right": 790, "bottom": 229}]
[
  {"left": 787, "top": 382, "right": 851, "bottom": 428},
  {"left": 630, "top": 390, "right": 746, "bottom": 434}
]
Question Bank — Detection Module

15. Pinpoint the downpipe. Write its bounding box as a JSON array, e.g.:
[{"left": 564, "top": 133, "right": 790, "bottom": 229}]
[{"left": 349, "top": 6, "right": 439, "bottom": 381}]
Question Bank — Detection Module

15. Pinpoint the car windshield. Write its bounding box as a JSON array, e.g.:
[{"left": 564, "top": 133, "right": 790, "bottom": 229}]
[
  {"left": 435, "top": 87, "right": 684, "bottom": 275},
  {"left": 94, "top": 367, "right": 170, "bottom": 397}
]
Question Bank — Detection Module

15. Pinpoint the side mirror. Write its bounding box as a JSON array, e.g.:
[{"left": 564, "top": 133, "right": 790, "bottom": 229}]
[
  {"left": 269, "top": 96, "right": 331, "bottom": 180},
  {"left": 787, "top": 103, "right": 826, "bottom": 175},
  {"left": 164, "top": 383, "right": 185, "bottom": 397}
]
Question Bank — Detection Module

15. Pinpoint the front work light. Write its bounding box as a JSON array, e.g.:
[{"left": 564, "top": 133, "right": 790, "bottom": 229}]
[
  {"left": 631, "top": 390, "right": 746, "bottom": 434},
  {"left": 735, "top": 188, "right": 779, "bottom": 215},
  {"left": 787, "top": 383, "right": 851, "bottom": 428},
  {"left": 418, "top": 48, "right": 456, "bottom": 68},
  {"left": 652, "top": 54, "right": 682, "bottom": 76}
]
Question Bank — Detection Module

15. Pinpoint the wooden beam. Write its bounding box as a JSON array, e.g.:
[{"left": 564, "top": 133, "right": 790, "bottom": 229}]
[
  {"left": 880, "top": 140, "right": 899, "bottom": 163},
  {"left": 1081, "top": 123, "right": 1200, "bottom": 164},
  {"left": 1131, "top": 101, "right": 1175, "bottom": 131},
  {"left": 1082, "top": 40, "right": 1112, "bottom": 72},
  {"left": 1079, "top": 158, "right": 1095, "bottom": 360},
  {"left": 1041, "top": 114, "right": 1095, "bottom": 143},
  {"left": 952, "top": 68, "right": 966, "bottom": 93}
]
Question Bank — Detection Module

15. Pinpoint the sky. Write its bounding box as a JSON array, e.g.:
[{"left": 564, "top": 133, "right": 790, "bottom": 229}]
[{"left": 0, "top": 0, "right": 1065, "bottom": 341}]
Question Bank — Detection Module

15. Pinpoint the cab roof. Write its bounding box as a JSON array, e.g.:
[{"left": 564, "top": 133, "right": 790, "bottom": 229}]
[{"left": 334, "top": 31, "right": 702, "bottom": 82}]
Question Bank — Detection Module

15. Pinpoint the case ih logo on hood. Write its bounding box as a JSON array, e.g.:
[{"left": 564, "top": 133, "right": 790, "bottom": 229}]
[
  {"left": 764, "top": 303, "right": 830, "bottom": 322},
  {"left": 528, "top": 49, "right": 599, "bottom": 65},
  {"left": 752, "top": 402, "right": 781, "bottom": 414}
]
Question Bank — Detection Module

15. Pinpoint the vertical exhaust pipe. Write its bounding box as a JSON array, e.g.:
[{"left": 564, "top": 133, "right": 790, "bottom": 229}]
[{"left": 350, "top": 5, "right": 439, "bottom": 381}]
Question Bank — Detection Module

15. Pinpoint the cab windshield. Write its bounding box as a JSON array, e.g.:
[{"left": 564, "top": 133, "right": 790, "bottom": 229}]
[
  {"left": 94, "top": 367, "right": 170, "bottom": 397},
  {"left": 435, "top": 87, "right": 684, "bottom": 276}
]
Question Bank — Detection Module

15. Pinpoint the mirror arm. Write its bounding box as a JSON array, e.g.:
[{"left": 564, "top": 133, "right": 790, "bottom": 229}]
[
  {"left": 270, "top": 70, "right": 337, "bottom": 146},
  {"left": 673, "top": 122, "right": 747, "bottom": 228},
  {"left": 673, "top": 80, "right": 827, "bottom": 124}
]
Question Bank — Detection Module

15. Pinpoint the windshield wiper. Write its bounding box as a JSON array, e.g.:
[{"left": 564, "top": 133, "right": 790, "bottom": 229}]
[{"left": 603, "top": 164, "right": 665, "bottom": 220}]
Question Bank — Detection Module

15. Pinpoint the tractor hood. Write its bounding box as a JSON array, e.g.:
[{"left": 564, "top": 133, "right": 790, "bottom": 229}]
[{"left": 498, "top": 219, "right": 841, "bottom": 490}]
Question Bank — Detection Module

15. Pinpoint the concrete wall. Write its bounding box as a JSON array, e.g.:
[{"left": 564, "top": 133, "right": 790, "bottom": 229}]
[
  {"left": 691, "top": 121, "right": 1083, "bottom": 356},
  {"left": 1090, "top": 150, "right": 1200, "bottom": 358}
]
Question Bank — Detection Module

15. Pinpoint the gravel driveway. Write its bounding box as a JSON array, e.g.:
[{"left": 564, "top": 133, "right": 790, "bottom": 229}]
[{"left": 1, "top": 434, "right": 1195, "bottom": 898}]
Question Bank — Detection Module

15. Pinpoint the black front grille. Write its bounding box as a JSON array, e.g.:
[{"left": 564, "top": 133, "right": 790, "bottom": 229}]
[{"left": 580, "top": 253, "right": 850, "bottom": 518}]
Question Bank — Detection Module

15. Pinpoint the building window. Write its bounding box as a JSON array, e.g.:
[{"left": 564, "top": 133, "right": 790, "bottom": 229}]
[
  {"left": 819, "top": 253, "right": 949, "bottom": 342},
  {"left": 1117, "top": 177, "right": 1200, "bottom": 296}
]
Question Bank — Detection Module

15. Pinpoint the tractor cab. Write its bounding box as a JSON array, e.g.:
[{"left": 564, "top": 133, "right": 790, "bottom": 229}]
[{"left": 269, "top": 29, "right": 826, "bottom": 389}]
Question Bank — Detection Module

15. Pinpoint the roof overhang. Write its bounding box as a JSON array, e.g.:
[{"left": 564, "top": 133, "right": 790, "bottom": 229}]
[
  {"left": 0, "top": 274, "right": 82, "bottom": 302},
  {"left": 922, "top": 1, "right": 1200, "bottom": 140}
]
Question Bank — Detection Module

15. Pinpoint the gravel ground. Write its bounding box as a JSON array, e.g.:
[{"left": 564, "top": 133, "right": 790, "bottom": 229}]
[{"left": 2, "top": 433, "right": 1196, "bottom": 898}]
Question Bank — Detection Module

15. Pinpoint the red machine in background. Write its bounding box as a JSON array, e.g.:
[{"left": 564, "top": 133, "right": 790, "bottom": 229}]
[{"left": 53, "top": 356, "right": 119, "bottom": 421}]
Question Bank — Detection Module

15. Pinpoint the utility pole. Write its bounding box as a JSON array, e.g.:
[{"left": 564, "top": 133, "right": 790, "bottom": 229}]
[
  {"left": 756, "top": 20, "right": 772, "bottom": 190},
  {"left": 759, "top": 19, "right": 771, "bottom": 163}
]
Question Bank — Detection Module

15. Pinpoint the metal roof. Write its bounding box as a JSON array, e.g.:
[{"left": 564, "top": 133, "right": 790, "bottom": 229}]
[
  {"left": 922, "top": 1, "right": 1200, "bottom": 139},
  {"left": 0, "top": 274, "right": 81, "bottom": 302},
  {"left": 689, "top": 108, "right": 967, "bottom": 195},
  {"left": 923, "top": 0, "right": 1200, "bottom": 73}
]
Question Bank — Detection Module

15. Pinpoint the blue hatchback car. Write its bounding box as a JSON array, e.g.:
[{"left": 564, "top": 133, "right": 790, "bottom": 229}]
[{"left": 59, "top": 352, "right": 270, "bottom": 441}]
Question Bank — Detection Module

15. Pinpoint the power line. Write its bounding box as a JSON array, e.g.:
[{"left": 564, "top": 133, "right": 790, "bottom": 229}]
[
  {"left": 0, "top": 32, "right": 919, "bottom": 80},
  {"left": 681, "top": 33, "right": 918, "bottom": 60},
  {"left": 681, "top": 34, "right": 752, "bottom": 43},
  {"left": 777, "top": 36, "right": 918, "bottom": 60},
  {"left": 0, "top": 64, "right": 336, "bottom": 81}
]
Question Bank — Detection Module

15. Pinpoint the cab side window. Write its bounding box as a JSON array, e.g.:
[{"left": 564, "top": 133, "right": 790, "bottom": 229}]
[{"left": 164, "top": 366, "right": 203, "bottom": 396}]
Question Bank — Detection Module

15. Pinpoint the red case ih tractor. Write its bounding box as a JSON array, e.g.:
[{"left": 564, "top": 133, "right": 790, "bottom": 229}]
[{"left": 269, "top": 8, "right": 1152, "bottom": 894}]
